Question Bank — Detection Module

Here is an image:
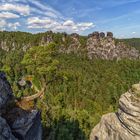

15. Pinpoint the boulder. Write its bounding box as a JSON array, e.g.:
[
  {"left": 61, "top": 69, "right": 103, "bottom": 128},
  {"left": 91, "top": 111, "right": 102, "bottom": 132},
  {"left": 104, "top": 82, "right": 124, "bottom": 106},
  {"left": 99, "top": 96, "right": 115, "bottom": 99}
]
[{"left": 90, "top": 83, "right": 140, "bottom": 140}]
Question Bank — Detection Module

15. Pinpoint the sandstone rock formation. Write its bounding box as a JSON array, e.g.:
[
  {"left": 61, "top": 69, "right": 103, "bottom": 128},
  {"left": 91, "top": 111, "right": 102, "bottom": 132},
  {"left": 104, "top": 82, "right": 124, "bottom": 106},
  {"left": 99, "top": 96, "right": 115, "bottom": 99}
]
[
  {"left": 90, "top": 83, "right": 140, "bottom": 140},
  {"left": 1, "top": 31, "right": 140, "bottom": 60},
  {"left": 67, "top": 33, "right": 81, "bottom": 53},
  {"left": 87, "top": 32, "right": 140, "bottom": 60},
  {"left": 0, "top": 72, "right": 42, "bottom": 140},
  {"left": 40, "top": 33, "right": 53, "bottom": 46},
  {"left": 59, "top": 33, "right": 81, "bottom": 54}
]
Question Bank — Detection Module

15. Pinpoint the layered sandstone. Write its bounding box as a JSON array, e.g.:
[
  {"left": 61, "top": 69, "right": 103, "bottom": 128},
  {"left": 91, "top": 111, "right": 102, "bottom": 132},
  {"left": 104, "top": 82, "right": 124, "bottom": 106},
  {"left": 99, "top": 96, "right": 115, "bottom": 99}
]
[{"left": 90, "top": 83, "right": 140, "bottom": 140}]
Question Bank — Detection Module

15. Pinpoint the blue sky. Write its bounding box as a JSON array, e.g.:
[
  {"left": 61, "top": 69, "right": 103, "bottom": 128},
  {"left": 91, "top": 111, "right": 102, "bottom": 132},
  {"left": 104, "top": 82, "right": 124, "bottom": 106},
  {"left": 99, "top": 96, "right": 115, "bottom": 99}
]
[{"left": 0, "top": 0, "right": 140, "bottom": 38}]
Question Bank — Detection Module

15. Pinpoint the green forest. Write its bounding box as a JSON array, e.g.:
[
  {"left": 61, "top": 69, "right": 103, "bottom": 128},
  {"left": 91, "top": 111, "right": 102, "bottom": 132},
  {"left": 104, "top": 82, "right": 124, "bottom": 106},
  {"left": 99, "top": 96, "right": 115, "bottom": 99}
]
[{"left": 1, "top": 31, "right": 140, "bottom": 140}]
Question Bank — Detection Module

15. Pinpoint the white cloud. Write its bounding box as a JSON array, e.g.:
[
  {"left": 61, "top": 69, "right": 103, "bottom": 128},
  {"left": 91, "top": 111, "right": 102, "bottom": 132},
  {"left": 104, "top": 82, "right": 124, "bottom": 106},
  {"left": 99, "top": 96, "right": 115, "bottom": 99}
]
[
  {"left": 27, "top": 17, "right": 59, "bottom": 29},
  {"left": 63, "top": 20, "right": 75, "bottom": 26},
  {"left": 28, "top": 17, "right": 52, "bottom": 25},
  {"left": 29, "top": 0, "right": 62, "bottom": 18},
  {"left": 0, "top": 0, "right": 95, "bottom": 33},
  {"left": 8, "top": 22, "right": 20, "bottom": 30},
  {"left": 27, "top": 17, "right": 95, "bottom": 33},
  {"left": 0, "top": 19, "right": 7, "bottom": 28},
  {"left": 0, "top": 3, "right": 30, "bottom": 16},
  {"left": 0, "top": 19, "right": 20, "bottom": 30},
  {"left": 132, "top": 31, "right": 136, "bottom": 34},
  {"left": 77, "top": 22, "right": 94, "bottom": 27},
  {"left": 0, "top": 12, "right": 20, "bottom": 19}
]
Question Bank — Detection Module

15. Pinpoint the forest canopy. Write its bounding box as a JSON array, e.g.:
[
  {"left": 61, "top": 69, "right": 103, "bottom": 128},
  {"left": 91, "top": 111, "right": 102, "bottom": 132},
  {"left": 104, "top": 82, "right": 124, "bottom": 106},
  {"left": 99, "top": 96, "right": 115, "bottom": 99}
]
[{"left": 0, "top": 31, "right": 140, "bottom": 139}]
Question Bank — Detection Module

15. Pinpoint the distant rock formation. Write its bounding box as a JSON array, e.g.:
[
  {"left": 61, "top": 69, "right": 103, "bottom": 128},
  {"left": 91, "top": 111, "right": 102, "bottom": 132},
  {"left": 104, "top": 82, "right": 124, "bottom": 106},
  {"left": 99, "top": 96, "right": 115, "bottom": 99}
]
[
  {"left": 0, "top": 72, "right": 42, "bottom": 140},
  {"left": 40, "top": 31, "right": 53, "bottom": 47},
  {"left": 90, "top": 83, "right": 140, "bottom": 140},
  {"left": 1, "top": 31, "right": 140, "bottom": 60},
  {"left": 66, "top": 33, "right": 81, "bottom": 54},
  {"left": 87, "top": 32, "right": 140, "bottom": 60},
  {"left": 59, "top": 33, "right": 81, "bottom": 54}
]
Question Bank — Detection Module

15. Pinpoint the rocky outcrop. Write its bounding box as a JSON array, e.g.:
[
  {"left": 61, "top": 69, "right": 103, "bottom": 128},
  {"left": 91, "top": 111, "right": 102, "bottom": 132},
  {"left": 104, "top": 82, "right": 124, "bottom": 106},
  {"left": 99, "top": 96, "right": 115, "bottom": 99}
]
[
  {"left": 59, "top": 33, "right": 81, "bottom": 54},
  {"left": 4, "top": 108, "right": 42, "bottom": 140},
  {"left": 0, "top": 72, "right": 42, "bottom": 140},
  {"left": 39, "top": 32, "right": 53, "bottom": 47},
  {"left": 90, "top": 83, "right": 140, "bottom": 140},
  {"left": 1, "top": 31, "right": 140, "bottom": 60},
  {"left": 0, "top": 72, "right": 13, "bottom": 112},
  {"left": 0, "top": 41, "right": 10, "bottom": 52},
  {"left": 0, "top": 116, "right": 17, "bottom": 140},
  {"left": 67, "top": 33, "right": 81, "bottom": 53},
  {"left": 87, "top": 32, "right": 140, "bottom": 60}
]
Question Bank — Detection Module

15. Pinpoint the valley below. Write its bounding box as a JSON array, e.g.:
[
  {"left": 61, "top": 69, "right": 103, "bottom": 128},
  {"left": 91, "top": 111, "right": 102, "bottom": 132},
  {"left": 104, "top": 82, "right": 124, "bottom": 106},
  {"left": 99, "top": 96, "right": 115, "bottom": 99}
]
[{"left": 0, "top": 31, "right": 140, "bottom": 140}]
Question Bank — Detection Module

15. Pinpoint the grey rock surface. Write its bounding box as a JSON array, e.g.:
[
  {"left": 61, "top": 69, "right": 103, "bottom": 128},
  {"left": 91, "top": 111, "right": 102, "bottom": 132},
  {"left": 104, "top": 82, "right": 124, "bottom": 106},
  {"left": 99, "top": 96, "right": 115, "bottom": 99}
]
[
  {"left": 0, "top": 72, "right": 13, "bottom": 110},
  {"left": 90, "top": 83, "right": 140, "bottom": 140},
  {"left": 0, "top": 116, "right": 17, "bottom": 140},
  {"left": 0, "top": 73, "right": 42, "bottom": 140}
]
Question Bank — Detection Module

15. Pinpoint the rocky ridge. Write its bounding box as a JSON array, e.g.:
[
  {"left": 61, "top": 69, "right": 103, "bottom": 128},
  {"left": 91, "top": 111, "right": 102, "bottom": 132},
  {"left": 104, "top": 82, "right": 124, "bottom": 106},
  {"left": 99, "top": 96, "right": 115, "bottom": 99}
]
[
  {"left": 90, "top": 83, "right": 140, "bottom": 140},
  {"left": 87, "top": 32, "right": 140, "bottom": 60},
  {"left": 0, "top": 72, "right": 42, "bottom": 140},
  {"left": 0, "top": 31, "right": 140, "bottom": 60}
]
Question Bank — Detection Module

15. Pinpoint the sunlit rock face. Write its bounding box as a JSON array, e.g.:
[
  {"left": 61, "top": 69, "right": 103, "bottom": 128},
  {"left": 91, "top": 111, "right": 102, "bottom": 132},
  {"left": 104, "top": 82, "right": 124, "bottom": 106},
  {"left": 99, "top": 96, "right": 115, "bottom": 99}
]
[
  {"left": 87, "top": 32, "right": 140, "bottom": 60},
  {"left": 0, "top": 72, "right": 42, "bottom": 140},
  {"left": 90, "top": 83, "right": 140, "bottom": 140}
]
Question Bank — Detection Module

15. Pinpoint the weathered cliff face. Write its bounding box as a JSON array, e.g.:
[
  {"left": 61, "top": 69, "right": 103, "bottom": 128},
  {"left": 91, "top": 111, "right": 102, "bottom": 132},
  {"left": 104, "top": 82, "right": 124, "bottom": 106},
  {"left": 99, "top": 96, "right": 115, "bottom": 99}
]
[
  {"left": 0, "top": 72, "right": 42, "bottom": 140},
  {"left": 87, "top": 32, "right": 140, "bottom": 60},
  {"left": 90, "top": 83, "right": 140, "bottom": 140}
]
